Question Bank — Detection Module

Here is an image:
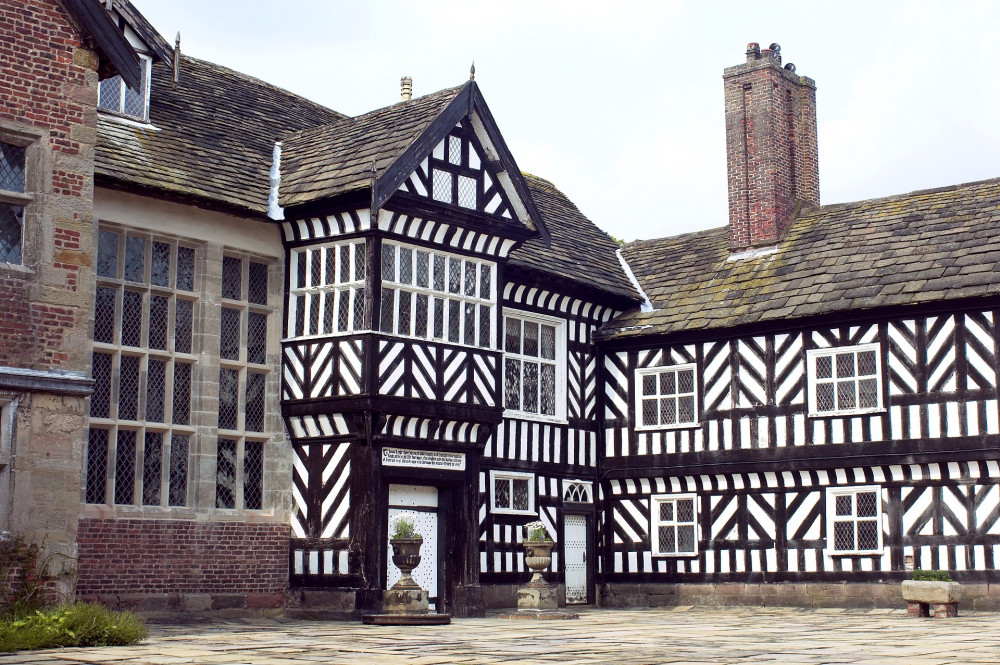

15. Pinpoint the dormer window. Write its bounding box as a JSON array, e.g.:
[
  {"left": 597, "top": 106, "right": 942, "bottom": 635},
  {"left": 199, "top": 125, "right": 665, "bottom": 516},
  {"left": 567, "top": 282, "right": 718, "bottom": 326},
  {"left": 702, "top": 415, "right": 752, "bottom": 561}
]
[{"left": 98, "top": 55, "right": 151, "bottom": 122}]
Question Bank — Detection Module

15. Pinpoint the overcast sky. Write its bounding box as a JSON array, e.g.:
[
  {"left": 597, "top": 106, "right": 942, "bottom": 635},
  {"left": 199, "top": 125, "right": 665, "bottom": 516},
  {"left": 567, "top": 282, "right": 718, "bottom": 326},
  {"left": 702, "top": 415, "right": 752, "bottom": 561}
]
[{"left": 137, "top": 0, "right": 999, "bottom": 242}]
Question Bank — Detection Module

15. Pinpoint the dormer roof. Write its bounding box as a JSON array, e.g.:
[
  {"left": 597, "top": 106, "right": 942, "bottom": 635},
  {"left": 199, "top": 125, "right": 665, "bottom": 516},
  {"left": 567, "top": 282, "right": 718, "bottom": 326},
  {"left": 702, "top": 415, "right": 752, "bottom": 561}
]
[{"left": 61, "top": 0, "right": 142, "bottom": 89}]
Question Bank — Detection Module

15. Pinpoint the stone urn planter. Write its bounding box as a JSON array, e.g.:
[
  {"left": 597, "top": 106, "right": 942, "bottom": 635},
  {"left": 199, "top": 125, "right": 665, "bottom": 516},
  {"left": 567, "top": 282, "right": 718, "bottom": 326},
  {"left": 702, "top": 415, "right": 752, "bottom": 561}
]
[
  {"left": 389, "top": 537, "right": 423, "bottom": 590},
  {"left": 523, "top": 541, "right": 554, "bottom": 587},
  {"left": 902, "top": 580, "right": 962, "bottom": 618}
]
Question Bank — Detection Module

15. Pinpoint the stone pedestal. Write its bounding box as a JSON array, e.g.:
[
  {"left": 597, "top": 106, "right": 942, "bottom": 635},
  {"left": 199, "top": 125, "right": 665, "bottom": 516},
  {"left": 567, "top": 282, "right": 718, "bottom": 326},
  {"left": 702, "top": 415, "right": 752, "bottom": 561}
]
[
  {"left": 382, "top": 588, "right": 428, "bottom": 614},
  {"left": 518, "top": 584, "right": 559, "bottom": 611},
  {"left": 902, "top": 580, "right": 961, "bottom": 618}
]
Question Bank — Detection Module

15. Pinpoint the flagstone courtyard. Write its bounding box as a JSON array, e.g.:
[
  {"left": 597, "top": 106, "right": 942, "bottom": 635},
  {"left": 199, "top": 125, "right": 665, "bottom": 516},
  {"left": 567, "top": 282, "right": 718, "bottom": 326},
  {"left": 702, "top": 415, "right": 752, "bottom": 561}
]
[{"left": 3, "top": 606, "right": 998, "bottom": 664}]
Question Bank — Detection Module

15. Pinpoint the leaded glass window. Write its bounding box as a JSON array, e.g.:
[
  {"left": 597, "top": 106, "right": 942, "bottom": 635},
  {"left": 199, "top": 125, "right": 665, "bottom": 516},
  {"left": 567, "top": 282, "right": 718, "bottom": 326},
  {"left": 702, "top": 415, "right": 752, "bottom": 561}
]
[
  {"left": 827, "top": 486, "right": 883, "bottom": 554},
  {"left": 97, "top": 56, "right": 151, "bottom": 121},
  {"left": 503, "top": 313, "right": 564, "bottom": 419},
  {"left": 380, "top": 241, "right": 494, "bottom": 348},
  {"left": 490, "top": 471, "right": 534, "bottom": 514},
  {"left": 651, "top": 494, "right": 698, "bottom": 556},
  {"left": 289, "top": 240, "right": 366, "bottom": 338},
  {"left": 809, "top": 344, "right": 882, "bottom": 415},
  {"left": 87, "top": 229, "right": 196, "bottom": 509},
  {"left": 0, "top": 141, "right": 28, "bottom": 264},
  {"left": 636, "top": 364, "right": 698, "bottom": 429}
]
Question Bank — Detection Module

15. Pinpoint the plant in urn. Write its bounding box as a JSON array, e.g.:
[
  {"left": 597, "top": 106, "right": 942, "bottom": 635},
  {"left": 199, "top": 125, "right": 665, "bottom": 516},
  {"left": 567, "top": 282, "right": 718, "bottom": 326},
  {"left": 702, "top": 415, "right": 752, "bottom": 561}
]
[
  {"left": 522, "top": 521, "right": 553, "bottom": 587},
  {"left": 389, "top": 513, "right": 422, "bottom": 591}
]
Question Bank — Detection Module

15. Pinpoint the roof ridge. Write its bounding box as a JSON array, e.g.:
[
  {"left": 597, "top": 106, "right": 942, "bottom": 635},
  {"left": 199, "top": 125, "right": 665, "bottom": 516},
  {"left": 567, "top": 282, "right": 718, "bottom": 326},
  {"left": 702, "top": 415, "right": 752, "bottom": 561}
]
[
  {"left": 803, "top": 176, "right": 1000, "bottom": 217},
  {"left": 178, "top": 54, "right": 347, "bottom": 120}
]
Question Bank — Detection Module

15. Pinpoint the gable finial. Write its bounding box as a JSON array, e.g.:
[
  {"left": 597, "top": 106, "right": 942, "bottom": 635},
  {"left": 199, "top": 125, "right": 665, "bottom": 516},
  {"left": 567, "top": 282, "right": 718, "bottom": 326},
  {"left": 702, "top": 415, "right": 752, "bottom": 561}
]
[
  {"left": 173, "top": 32, "right": 181, "bottom": 85},
  {"left": 470, "top": 62, "right": 475, "bottom": 81}
]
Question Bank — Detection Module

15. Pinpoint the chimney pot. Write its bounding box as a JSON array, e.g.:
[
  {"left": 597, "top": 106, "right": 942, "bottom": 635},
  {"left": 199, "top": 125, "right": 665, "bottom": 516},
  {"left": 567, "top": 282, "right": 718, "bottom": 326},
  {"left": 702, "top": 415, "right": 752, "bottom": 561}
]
[
  {"left": 400, "top": 76, "right": 412, "bottom": 101},
  {"left": 746, "top": 42, "right": 760, "bottom": 61}
]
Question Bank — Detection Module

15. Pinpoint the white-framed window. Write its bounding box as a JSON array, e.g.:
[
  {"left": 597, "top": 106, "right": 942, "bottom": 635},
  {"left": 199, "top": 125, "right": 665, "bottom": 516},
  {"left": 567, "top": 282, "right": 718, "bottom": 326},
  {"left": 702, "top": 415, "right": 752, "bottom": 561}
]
[
  {"left": 489, "top": 470, "right": 534, "bottom": 515},
  {"left": 288, "top": 240, "right": 366, "bottom": 338},
  {"left": 636, "top": 364, "right": 698, "bottom": 430},
  {"left": 98, "top": 55, "right": 152, "bottom": 122},
  {"left": 651, "top": 493, "right": 698, "bottom": 556},
  {"left": 562, "top": 479, "right": 593, "bottom": 504},
  {"left": 807, "top": 343, "right": 882, "bottom": 416},
  {"left": 503, "top": 311, "right": 566, "bottom": 420},
  {"left": 826, "top": 486, "right": 883, "bottom": 554},
  {"left": 380, "top": 241, "right": 495, "bottom": 348},
  {"left": 0, "top": 139, "right": 31, "bottom": 265}
]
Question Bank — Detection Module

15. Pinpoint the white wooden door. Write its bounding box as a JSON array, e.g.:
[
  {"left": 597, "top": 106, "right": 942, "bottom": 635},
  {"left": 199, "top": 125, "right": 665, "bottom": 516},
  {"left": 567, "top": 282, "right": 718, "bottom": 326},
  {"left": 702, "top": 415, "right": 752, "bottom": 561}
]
[
  {"left": 387, "top": 484, "right": 438, "bottom": 608},
  {"left": 564, "top": 514, "right": 588, "bottom": 604}
]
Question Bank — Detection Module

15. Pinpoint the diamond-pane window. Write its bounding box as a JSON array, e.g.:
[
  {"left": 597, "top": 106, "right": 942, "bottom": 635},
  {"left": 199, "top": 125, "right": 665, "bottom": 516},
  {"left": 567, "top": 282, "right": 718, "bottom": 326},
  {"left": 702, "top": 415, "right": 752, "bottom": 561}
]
[
  {"left": 244, "top": 441, "right": 264, "bottom": 510},
  {"left": 218, "top": 368, "right": 239, "bottom": 431},
  {"left": 176, "top": 246, "right": 195, "bottom": 291},
  {"left": 168, "top": 434, "right": 188, "bottom": 506},
  {"left": 151, "top": 241, "right": 171, "bottom": 287},
  {"left": 828, "top": 487, "right": 883, "bottom": 554},
  {"left": 398, "top": 290, "right": 411, "bottom": 336},
  {"left": 90, "top": 352, "right": 112, "bottom": 418},
  {"left": 148, "top": 295, "right": 168, "bottom": 350},
  {"left": 448, "top": 299, "right": 460, "bottom": 342},
  {"left": 381, "top": 244, "right": 395, "bottom": 281},
  {"left": 118, "top": 355, "right": 140, "bottom": 420},
  {"left": 637, "top": 364, "right": 698, "bottom": 429},
  {"left": 416, "top": 251, "right": 429, "bottom": 288},
  {"left": 215, "top": 439, "right": 237, "bottom": 509},
  {"left": 124, "top": 236, "right": 145, "bottom": 283},
  {"left": 432, "top": 169, "right": 453, "bottom": 203},
  {"left": 0, "top": 205, "right": 22, "bottom": 264},
  {"left": 247, "top": 312, "right": 267, "bottom": 364},
  {"left": 399, "top": 247, "right": 412, "bottom": 285},
  {"left": 121, "top": 290, "right": 143, "bottom": 347},
  {"left": 94, "top": 286, "right": 116, "bottom": 344},
  {"left": 490, "top": 472, "right": 534, "bottom": 514},
  {"left": 0, "top": 142, "right": 26, "bottom": 192},
  {"left": 810, "top": 344, "right": 882, "bottom": 415},
  {"left": 98, "top": 58, "right": 149, "bottom": 120},
  {"left": 175, "top": 299, "right": 193, "bottom": 354},
  {"left": 504, "top": 314, "right": 563, "bottom": 418},
  {"left": 457, "top": 175, "right": 477, "bottom": 209},
  {"left": 145, "top": 359, "right": 166, "bottom": 422},
  {"left": 97, "top": 231, "right": 119, "bottom": 278},
  {"left": 248, "top": 261, "right": 267, "bottom": 305},
  {"left": 652, "top": 494, "right": 698, "bottom": 556},
  {"left": 85, "top": 429, "right": 109, "bottom": 504},
  {"left": 245, "top": 372, "right": 266, "bottom": 432},
  {"left": 448, "top": 135, "right": 462, "bottom": 165},
  {"left": 142, "top": 432, "right": 162, "bottom": 506},
  {"left": 173, "top": 363, "right": 191, "bottom": 425},
  {"left": 220, "top": 307, "right": 241, "bottom": 360},
  {"left": 222, "top": 256, "right": 242, "bottom": 300},
  {"left": 114, "top": 430, "right": 137, "bottom": 505}
]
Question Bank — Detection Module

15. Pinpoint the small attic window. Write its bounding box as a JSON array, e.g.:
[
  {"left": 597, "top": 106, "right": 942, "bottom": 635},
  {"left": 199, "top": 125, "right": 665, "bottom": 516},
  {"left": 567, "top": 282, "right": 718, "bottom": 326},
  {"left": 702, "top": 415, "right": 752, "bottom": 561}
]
[{"left": 98, "top": 55, "right": 151, "bottom": 122}]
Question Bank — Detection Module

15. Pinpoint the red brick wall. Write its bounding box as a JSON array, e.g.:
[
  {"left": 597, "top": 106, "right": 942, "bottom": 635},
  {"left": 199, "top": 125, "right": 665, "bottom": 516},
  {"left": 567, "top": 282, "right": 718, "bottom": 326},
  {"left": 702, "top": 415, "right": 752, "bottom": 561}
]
[
  {"left": 0, "top": 0, "right": 98, "bottom": 372},
  {"left": 76, "top": 519, "right": 290, "bottom": 595},
  {"left": 724, "top": 43, "right": 819, "bottom": 252}
]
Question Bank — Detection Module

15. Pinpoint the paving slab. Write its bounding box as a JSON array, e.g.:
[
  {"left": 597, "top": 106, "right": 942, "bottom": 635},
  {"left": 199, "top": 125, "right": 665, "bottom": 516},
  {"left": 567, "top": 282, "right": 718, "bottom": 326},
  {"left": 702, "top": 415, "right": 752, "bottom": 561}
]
[{"left": 2, "top": 607, "right": 999, "bottom": 664}]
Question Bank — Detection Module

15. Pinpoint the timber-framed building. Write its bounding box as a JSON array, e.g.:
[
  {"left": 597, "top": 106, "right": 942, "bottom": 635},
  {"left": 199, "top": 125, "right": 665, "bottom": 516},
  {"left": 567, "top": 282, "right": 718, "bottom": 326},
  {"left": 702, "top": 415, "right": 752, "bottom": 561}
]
[{"left": 1, "top": 2, "right": 999, "bottom": 615}]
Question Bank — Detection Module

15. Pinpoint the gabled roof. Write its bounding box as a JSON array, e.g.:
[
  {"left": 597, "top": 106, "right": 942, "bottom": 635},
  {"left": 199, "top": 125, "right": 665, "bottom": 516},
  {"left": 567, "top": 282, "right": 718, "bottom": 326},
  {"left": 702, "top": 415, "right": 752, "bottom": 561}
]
[
  {"left": 61, "top": 0, "right": 141, "bottom": 89},
  {"left": 279, "top": 81, "right": 546, "bottom": 238},
  {"left": 600, "top": 178, "right": 1000, "bottom": 341},
  {"left": 96, "top": 55, "right": 345, "bottom": 215},
  {"left": 110, "top": 0, "right": 175, "bottom": 64},
  {"left": 510, "top": 175, "right": 640, "bottom": 304}
]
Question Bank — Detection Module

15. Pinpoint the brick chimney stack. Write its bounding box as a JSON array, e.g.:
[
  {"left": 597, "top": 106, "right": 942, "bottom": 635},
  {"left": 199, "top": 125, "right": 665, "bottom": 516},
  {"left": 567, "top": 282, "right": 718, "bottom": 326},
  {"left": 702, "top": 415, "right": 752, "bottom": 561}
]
[{"left": 724, "top": 43, "right": 819, "bottom": 252}]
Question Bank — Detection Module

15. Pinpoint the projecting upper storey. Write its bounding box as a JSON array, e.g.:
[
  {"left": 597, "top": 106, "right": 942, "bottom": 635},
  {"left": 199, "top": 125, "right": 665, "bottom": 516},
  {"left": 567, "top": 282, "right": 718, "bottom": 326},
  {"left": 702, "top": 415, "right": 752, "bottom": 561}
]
[{"left": 600, "top": 178, "right": 1000, "bottom": 341}]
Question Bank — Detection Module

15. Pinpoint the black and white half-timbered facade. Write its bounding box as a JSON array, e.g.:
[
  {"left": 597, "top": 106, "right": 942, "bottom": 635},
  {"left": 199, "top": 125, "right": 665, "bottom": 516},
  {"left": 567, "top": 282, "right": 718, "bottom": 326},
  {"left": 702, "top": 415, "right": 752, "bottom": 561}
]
[{"left": 7, "top": 0, "right": 1000, "bottom": 615}]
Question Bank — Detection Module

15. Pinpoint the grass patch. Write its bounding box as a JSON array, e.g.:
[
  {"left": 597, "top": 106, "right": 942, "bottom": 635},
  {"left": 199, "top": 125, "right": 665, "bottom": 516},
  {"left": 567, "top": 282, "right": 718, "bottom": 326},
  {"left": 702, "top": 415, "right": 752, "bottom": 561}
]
[
  {"left": 911, "top": 569, "right": 953, "bottom": 582},
  {"left": 0, "top": 603, "right": 147, "bottom": 652}
]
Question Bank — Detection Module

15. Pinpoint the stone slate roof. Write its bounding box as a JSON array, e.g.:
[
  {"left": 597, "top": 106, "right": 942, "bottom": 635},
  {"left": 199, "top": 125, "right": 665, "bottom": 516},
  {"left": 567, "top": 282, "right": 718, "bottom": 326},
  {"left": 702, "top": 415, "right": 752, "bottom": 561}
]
[
  {"left": 96, "top": 56, "right": 345, "bottom": 215},
  {"left": 510, "top": 175, "right": 640, "bottom": 303},
  {"left": 279, "top": 85, "right": 465, "bottom": 208},
  {"left": 601, "top": 178, "right": 1000, "bottom": 340}
]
